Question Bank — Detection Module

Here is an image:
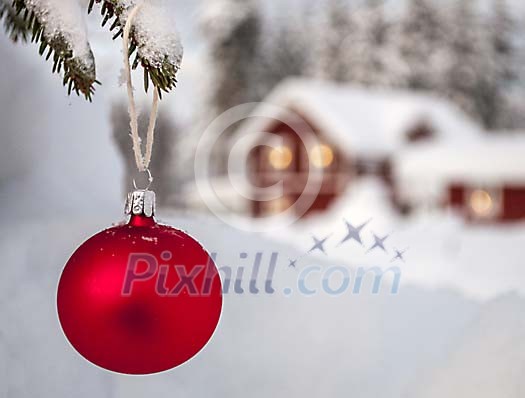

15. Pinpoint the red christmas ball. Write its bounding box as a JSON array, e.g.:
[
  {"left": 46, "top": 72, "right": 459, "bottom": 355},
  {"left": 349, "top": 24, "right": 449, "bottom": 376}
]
[{"left": 57, "top": 208, "right": 222, "bottom": 375}]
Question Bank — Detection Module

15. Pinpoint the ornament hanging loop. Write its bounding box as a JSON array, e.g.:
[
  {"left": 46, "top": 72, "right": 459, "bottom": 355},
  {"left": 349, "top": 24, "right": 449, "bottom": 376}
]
[
  {"left": 132, "top": 168, "right": 154, "bottom": 191},
  {"left": 123, "top": 2, "right": 160, "bottom": 174}
]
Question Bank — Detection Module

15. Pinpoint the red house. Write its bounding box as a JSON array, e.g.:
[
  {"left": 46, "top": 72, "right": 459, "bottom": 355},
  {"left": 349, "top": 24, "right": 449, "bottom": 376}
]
[
  {"left": 394, "top": 135, "right": 525, "bottom": 223},
  {"left": 235, "top": 79, "right": 479, "bottom": 219}
]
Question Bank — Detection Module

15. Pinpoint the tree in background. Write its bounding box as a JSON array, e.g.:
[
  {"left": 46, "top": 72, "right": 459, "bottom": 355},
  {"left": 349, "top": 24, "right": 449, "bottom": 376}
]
[
  {"left": 490, "top": 0, "right": 515, "bottom": 84},
  {"left": 258, "top": 11, "right": 312, "bottom": 96},
  {"left": 200, "top": 0, "right": 262, "bottom": 118},
  {"left": 196, "top": 0, "right": 523, "bottom": 131},
  {"left": 313, "top": 0, "right": 355, "bottom": 82},
  {"left": 388, "top": 0, "right": 522, "bottom": 129},
  {"left": 444, "top": 0, "right": 503, "bottom": 128},
  {"left": 395, "top": 0, "right": 449, "bottom": 91},
  {"left": 487, "top": 0, "right": 519, "bottom": 128},
  {"left": 197, "top": 0, "right": 262, "bottom": 175},
  {"left": 344, "top": 0, "right": 398, "bottom": 87}
]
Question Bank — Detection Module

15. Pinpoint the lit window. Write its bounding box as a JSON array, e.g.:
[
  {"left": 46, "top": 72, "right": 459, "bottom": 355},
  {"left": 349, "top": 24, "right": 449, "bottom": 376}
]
[
  {"left": 269, "top": 146, "right": 293, "bottom": 170},
  {"left": 469, "top": 189, "right": 494, "bottom": 218},
  {"left": 310, "top": 144, "right": 334, "bottom": 169}
]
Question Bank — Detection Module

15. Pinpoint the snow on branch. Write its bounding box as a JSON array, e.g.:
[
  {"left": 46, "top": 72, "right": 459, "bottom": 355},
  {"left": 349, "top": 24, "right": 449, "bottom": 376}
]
[
  {"left": 89, "top": 0, "right": 183, "bottom": 95},
  {"left": 2, "top": 0, "right": 98, "bottom": 100}
]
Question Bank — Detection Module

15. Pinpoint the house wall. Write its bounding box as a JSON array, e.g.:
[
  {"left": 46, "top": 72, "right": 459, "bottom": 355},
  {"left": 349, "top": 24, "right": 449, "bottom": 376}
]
[
  {"left": 249, "top": 112, "right": 353, "bottom": 218},
  {"left": 502, "top": 187, "right": 525, "bottom": 221},
  {"left": 447, "top": 184, "right": 525, "bottom": 222}
]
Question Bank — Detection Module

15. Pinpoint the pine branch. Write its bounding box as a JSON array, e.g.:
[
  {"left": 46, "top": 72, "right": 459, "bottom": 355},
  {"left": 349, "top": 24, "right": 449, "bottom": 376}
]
[
  {"left": 0, "top": 0, "right": 98, "bottom": 101},
  {"left": 0, "top": 0, "right": 30, "bottom": 42},
  {"left": 89, "top": 0, "right": 180, "bottom": 95},
  {"left": 1, "top": 0, "right": 182, "bottom": 101}
]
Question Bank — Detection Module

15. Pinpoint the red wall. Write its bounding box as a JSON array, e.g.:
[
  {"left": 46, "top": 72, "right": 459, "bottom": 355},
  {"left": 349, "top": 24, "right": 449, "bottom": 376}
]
[
  {"left": 502, "top": 187, "right": 525, "bottom": 221},
  {"left": 447, "top": 184, "right": 525, "bottom": 223},
  {"left": 249, "top": 113, "right": 351, "bottom": 218}
]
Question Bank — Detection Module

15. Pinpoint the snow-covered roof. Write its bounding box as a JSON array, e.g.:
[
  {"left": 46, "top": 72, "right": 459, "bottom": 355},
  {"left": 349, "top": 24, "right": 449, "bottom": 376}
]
[
  {"left": 237, "top": 78, "right": 480, "bottom": 157},
  {"left": 396, "top": 134, "right": 525, "bottom": 184},
  {"left": 394, "top": 134, "right": 525, "bottom": 203}
]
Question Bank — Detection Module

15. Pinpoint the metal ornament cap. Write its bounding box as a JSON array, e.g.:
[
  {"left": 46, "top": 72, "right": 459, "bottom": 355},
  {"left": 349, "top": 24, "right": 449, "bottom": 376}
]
[{"left": 125, "top": 189, "right": 156, "bottom": 217}]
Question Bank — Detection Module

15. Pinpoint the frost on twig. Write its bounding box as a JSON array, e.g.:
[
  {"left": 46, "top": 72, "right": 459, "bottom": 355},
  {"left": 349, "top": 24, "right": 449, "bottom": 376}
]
[
  {"left": 1, "top": 0, "right": 98, "bottom": 100},
  {"left": 89, "top": 0, "right": 183, "bottom": 96}
]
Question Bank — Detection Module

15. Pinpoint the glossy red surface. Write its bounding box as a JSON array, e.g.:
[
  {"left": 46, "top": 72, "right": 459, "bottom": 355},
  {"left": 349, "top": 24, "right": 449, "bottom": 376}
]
[{"left": 57, "top": 215, "right": 222, "bottom": 375}]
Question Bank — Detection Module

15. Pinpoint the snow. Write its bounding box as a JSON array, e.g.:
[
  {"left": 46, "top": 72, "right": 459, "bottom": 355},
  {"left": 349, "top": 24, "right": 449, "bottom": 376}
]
[
  {"left": 394, "top": 133, "right": 525, "bottom": 203},
  {"left": 182, "top": 175, "right": 252, "bottom": 215},
  {"left": 103, "top": 0, "right": 183, "bottom": 69},
  {"left": 130, "top": 0, "right": 183, "bottom": 69},
  {"left": 237, "top": 78, "right": 480, "bottom": 158},
  {"left": 25, "top": 0, "right": 94, "bottom": 71},
  {"left": 1, "top": 206, "right": 525, "bottom": 397},
  {"left": 408, "top": 294, "right": 525, "bottom": 397}
]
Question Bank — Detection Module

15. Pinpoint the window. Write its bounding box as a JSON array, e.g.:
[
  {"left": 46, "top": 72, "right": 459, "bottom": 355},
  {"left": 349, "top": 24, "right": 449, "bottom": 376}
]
[
  {"left": 268, "top": 146, "right": 293, "bottom": 170},
  {"left": 468, "top": 188, "right": 501, "bottom": 220},
  {"left": 406, "top": 123, "right": 434, "bottom": 143},
  {"left": 310, "top": 144, "right": 334, "bottom": 169}
]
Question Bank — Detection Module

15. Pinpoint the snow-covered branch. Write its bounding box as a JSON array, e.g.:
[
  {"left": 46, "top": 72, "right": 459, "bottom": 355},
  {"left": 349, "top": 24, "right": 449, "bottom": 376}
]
[
  {"left": 89, "top": 0, "right": 183, "bottom": 95},
  {"left": 1, "top": 0, "right": 97, "bottom": 100},
  {"left": 0, "top": 0, "right": 183, "bottom": 100}
]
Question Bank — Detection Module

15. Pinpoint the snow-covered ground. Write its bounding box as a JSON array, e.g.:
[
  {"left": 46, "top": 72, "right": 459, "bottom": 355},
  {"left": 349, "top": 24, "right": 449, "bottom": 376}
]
[
  {"left": 1, "top": 206, "right": 525, "bottom": 397},
  {"left": 275, "top": 178, "right": 525, "bottom": 301}
]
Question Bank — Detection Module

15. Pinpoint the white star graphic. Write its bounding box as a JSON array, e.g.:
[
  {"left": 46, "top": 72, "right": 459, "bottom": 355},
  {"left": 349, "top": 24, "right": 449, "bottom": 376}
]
[
  {"left": 338, "top": 218, "right": 372, "bottom": 246},
  {"left": 391, "top": 248, "right": 408, "bottom": 263},
  {"left": 309, "top": 234, "right": 330, "bottom": 255},
  {"left": 367, "top": 233, "right": 390, "bottom": 253}
]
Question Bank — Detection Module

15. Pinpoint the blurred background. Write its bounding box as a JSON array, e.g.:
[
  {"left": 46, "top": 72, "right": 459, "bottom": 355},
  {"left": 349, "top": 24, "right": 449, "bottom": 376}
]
[{"left": 1, "top": 0, "right": 525, "bottom": 397}]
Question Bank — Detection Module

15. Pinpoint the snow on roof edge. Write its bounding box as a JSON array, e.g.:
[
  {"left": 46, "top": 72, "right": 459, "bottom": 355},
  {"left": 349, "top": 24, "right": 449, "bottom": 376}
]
[
  {"left": 235, "top": 77, "right": 481, "bottom": 157},
  {"left": 394, "top": 135, "right": 525, "bottom": 186}
]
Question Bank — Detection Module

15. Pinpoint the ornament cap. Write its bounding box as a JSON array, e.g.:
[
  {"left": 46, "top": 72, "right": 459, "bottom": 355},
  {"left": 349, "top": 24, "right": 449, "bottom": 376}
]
[{"left": 125, "top": 189, "right": 156, "bottom": 217}]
